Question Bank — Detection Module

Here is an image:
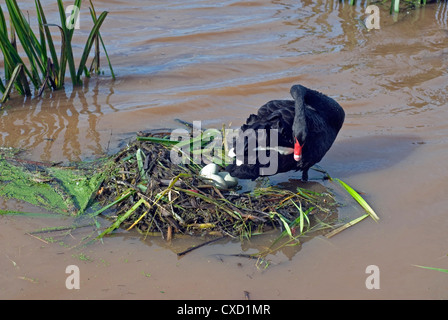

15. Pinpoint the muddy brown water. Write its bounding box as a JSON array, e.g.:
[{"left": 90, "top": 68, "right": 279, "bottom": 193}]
[{"left": 1, "top": 0, "right": 448, "bottom": 299}]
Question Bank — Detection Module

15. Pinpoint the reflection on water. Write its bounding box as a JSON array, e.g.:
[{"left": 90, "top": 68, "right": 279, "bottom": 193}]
[{"left": 0, "top": 80, "right": 117, "bottom": 162}]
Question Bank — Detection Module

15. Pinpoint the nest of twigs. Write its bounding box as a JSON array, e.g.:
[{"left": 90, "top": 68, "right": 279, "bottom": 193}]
[{"left": 94, "top": 129, "right": 338, "bottom": 240}]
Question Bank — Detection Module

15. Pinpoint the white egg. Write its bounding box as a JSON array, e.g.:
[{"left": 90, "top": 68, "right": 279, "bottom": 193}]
[
  {"left": 205, "top": 173, "right": 227, "bottom": 189},
  {"left": 217, "top": 172, "right": 238, "bottom": 188},
  {"left": 200, "top": 163, "right": 219, "bottom": 176}
]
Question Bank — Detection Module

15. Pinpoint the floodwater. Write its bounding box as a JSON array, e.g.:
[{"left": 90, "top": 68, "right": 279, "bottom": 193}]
[{"left": 1, "top": 0, "right": 448, "bottom": 299}]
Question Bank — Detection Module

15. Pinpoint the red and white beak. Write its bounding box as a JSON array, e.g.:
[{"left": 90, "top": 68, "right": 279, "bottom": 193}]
[{"left": 294, "top": 138, "right": 302, "bottom": 161}]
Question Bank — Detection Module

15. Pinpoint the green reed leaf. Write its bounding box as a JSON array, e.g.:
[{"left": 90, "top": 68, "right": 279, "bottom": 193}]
[
  {"left": 97, "top": 198, "right": 145, "bottom": 238},
  {"left": 414, "top": 265, "right": 448, "bottom": 274},
  {"left": 76, "top": 11, "right": 108, "bottom": 82},
  {"left": 1, "top": 63, "right": 22, "bottom": 103},
  {"left": 35, "top": 0, "right": 60, "bottom": 76},
  {"left": 334, "top": 178, "right": 379, "bottom": 222}
]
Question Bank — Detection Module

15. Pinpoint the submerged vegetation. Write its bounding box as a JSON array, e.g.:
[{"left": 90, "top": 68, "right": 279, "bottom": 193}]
[
  {"left": 0, "top": 147, "right": 107, "bottom": 215},
  {"left": 0, "top": 0, "right": 114, "bottom": 103}
]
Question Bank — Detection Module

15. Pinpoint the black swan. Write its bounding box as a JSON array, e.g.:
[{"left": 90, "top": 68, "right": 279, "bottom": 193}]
[{"left": 225, "top": 84, "right": 345, "bottom": 181}]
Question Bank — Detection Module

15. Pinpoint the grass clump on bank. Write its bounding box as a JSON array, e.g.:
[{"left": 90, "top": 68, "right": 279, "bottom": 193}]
[{"left": 0, "top": 0, "right": 114, "bottom": 103}]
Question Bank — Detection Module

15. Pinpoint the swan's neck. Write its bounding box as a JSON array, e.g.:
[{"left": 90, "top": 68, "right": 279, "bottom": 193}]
[
  {"left": 294, "top": 99, "right": 306, "bottom": 123},
  {"left": 293, "top": 92, "right": 307, "bottom": 140}
]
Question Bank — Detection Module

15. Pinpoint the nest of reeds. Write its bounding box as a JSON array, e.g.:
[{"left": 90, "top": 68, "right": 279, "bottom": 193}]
[{"left": 94, "top": 128, "right": 338, "bottom": 240}]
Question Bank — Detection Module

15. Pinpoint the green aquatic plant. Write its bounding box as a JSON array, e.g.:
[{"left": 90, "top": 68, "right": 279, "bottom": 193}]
[
  {"left": 0, "top": 0, "right": 114, "bottom": 102},
  {"left": 333, "top": 178, "right": 379, "bottom": 222},
  {"left": 414, "top": 265, "right": 448, "bottom": 274},
  {"left": 0, "top": 151, "right": 109, "bottom": 215},
  {"left": 348, "top": 0, "right": 428, "bottom": 13},
  {"left": 389, "top": 0, "right": 428, "bottom": 13}
]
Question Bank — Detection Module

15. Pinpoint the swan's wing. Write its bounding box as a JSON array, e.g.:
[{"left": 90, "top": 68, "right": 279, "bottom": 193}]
[
  {"left": 256, "top": 100, "right": 294, "bottom": 119},
  {"left": 303, "top": 88, "right": 345, "bottom": 132},
  {"left": 304, "top": 104, "right": 327, "bottom": 134}
]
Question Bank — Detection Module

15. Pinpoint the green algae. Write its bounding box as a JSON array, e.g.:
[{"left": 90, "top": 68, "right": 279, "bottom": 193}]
[{"left": 0, "top": 152, "right": 109, "bottom": 215}]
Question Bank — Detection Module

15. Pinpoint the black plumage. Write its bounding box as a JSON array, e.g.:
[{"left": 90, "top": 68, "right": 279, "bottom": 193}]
[{"left": 225, "top": 84, "right": 345, "bottom": 181}]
